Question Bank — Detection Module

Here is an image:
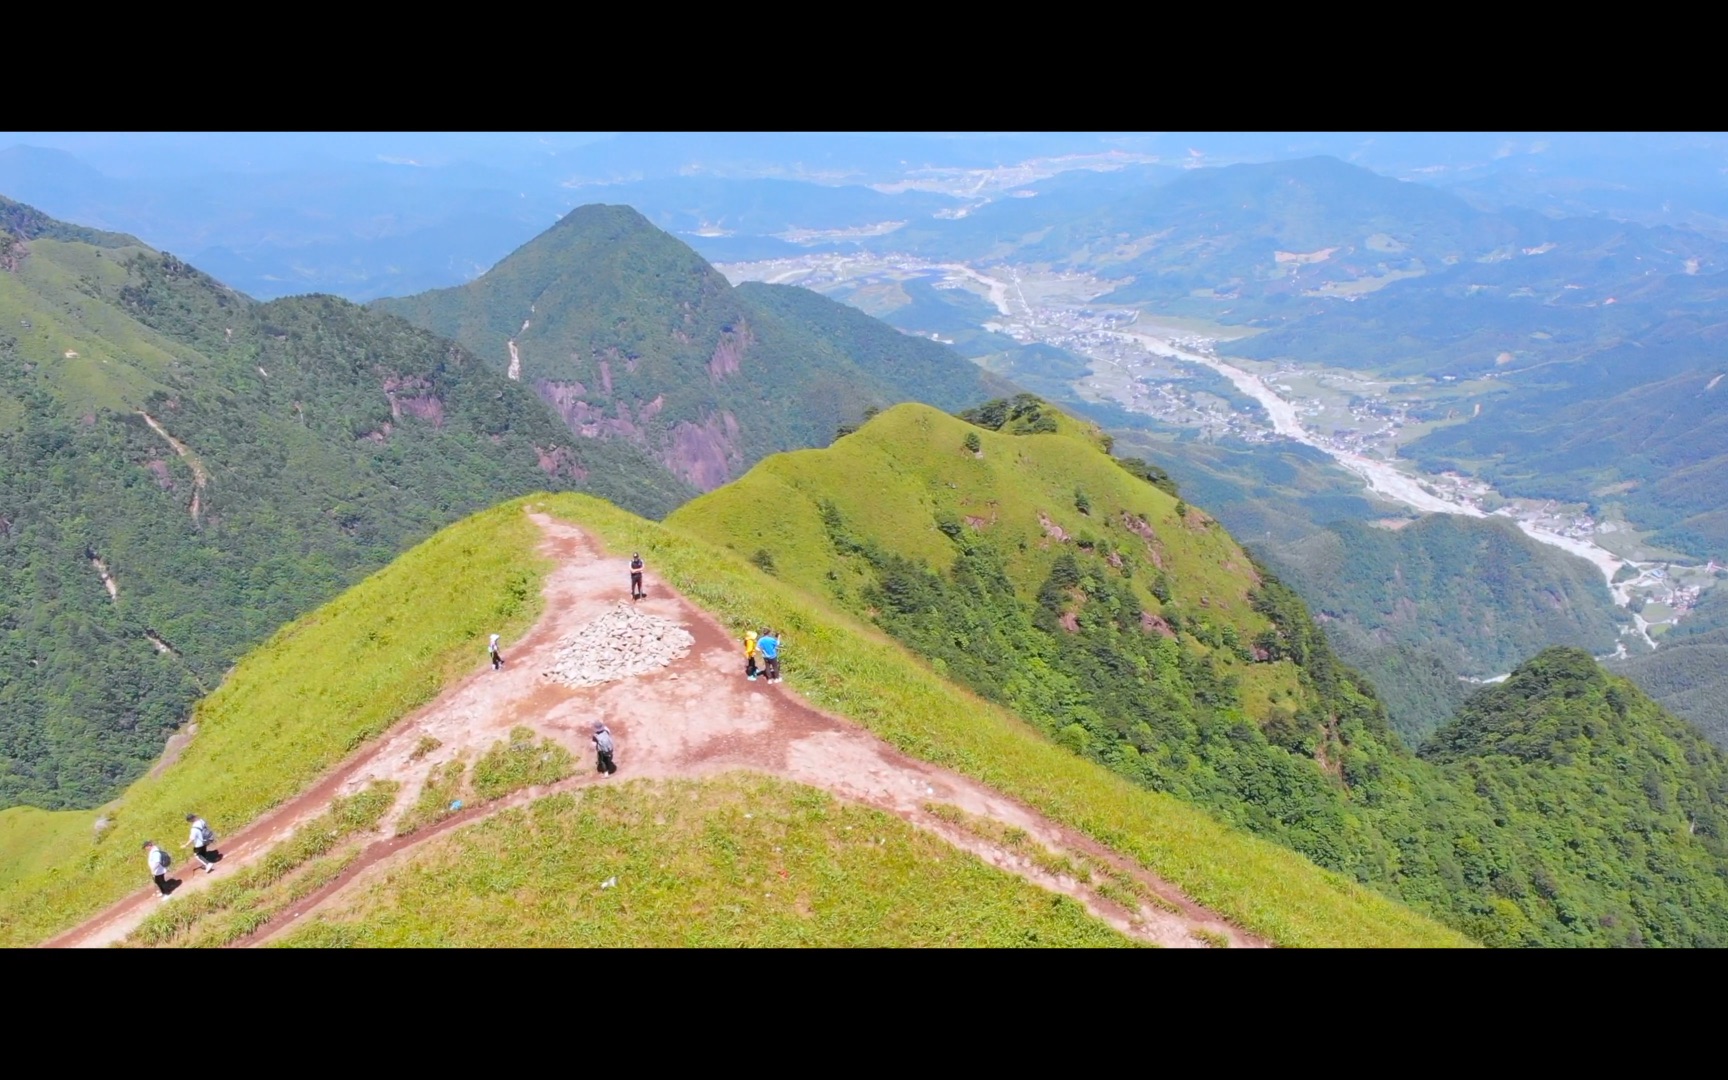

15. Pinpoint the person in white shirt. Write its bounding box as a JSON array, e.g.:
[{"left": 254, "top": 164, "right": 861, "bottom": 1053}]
[
  {"left": 489, "top": 633, "right": 505, "bottom": 671},
  {"left": 143, "top": 841, "right": 174, "bottom": 900},
  {"left": 183, "top": 813, "right": 217, "bottom": 873}
]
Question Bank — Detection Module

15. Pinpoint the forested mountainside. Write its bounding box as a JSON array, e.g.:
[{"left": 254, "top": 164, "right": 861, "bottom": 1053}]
[
  {"left": 0, "top": 196, "right": 692, "bottom": 810},
  {"left": 375, "top": 204, "right": 1008, "bottom": 492}
]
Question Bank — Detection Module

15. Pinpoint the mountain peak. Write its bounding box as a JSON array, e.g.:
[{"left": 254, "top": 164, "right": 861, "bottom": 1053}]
[
  {"left": 551, "top": 201, "right": 658, "bottom": 234},
  {"left": 374, "top": 207, "right": 1000, "bottom": 493},
  {"left": 1423, "top": 646, "right": 1690, "bottom": 766}
]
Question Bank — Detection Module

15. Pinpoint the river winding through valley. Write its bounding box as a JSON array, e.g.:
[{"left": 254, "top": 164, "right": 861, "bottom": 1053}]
[{"left": 1110, "top": 328, "right": 1660, "bottom": 650}]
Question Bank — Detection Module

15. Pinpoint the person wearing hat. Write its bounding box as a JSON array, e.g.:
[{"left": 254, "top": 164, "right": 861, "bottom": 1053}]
[
  {"left": 629, "top": 553, "right": 646, "bottom": 601},
  {"left": 593, "top": 721, "right": 617, "bottom": 777},
  {"left": 744, "top": 629, "right": 760, "bottom": 681}
]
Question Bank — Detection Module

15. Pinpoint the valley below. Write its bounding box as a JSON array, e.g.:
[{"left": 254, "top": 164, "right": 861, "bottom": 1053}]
[{"left": 717, "top": 251, "right": 1720, "bottom": 659}]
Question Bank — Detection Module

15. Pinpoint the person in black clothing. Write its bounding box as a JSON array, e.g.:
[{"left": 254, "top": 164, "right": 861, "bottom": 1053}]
[{"left": 629, "top": 553, "right": 646, "bottom": 601}]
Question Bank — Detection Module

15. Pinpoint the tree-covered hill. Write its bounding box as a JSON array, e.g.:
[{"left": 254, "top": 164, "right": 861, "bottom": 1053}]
[
  {"left": 0, "top": 197, "right": 694, "bottom": 810},
  {"left": 374, "top": 203, "right": 1009, "bottom": 491}
]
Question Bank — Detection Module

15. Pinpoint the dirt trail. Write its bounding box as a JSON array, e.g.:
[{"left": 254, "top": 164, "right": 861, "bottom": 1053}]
[
  {"left": 138, "top": 411, "right": 209, "bottom": 522},
  {"left": 46, "top": 509, "right": 1266, "bottom": 950}
]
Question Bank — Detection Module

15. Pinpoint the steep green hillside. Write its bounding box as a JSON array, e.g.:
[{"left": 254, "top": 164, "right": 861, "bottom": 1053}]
[
  {"left": 0, "top": 492, "right": 1470, "bottom": 949},
  {"left": 0, "top": 501, "right": 549, "bottom": 946},
  {"left": 1267, "top": 514, "right": 1625, "bottom": 741},
  {"left": 1419, "top": 647, "right": 1728, "bottom": 947},
  {"left": 0, "top": 197, "right": 694, "bottom": 811},
  {"left": 668, "top": 398, "right": 1728, "bottom": 946},
  {"left": 374, "top": 203, "right": 1006, "bottom": 491}
]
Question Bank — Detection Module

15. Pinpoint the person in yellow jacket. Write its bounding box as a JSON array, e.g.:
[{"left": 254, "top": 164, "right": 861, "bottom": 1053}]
[{"left": 744, "top": 630, "right": 760, "bottom": 681}]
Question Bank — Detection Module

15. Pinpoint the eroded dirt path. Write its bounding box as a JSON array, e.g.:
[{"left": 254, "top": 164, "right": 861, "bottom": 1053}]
[
  {"left": 46, "top": 509, "right": 1267, "bottom": 950},
  {"left": 138, "top": 411, "right": 209, "bottom": 522}
]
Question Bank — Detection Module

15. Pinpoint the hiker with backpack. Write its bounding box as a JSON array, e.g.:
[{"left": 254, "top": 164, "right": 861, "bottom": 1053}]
[
  {"left": 489, "top": 633, "right": 505, "bottom": 671},
  {"left": 144, "top": 841, "right": 175, "bottom": 900},
  {"left": 183, "top": 813, "right": 217, "bottom": 873},
  {"left": 593, "top": 721, "right": 617, "bottom": 777},
  {"left": 629, "top": 554, "right": 646, "bottom": 601},
  {"left": 744, "top": 630, "right": 760, "bottom": 681},
  {"left": 757, "top": 628, "right": 782, "bottom": 684}
]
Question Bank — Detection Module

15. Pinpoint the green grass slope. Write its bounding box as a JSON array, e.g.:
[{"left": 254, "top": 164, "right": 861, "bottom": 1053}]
[
  {"left": 0, "top": 502, "right": 547, "bottom": 946},
  {"left": 373, "top": 203, "right": 1004, "bottom": 491},
  {"left": 0, "top": 197, "right": 695, "bottom": 812},
  {"left": 276, "top": 776, "right": 1138, "bottom": 948},
  {"left": 663, "top": 398, "right": 1728, "bottom": 947},
  {"left": 553, "top": 489, "right": 1469, "bottom": 947}
]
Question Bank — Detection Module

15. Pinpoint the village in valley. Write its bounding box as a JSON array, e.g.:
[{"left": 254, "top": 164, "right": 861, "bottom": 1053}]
[{"left": 717, "top": 251, "right": 1724, "bottom": 644}]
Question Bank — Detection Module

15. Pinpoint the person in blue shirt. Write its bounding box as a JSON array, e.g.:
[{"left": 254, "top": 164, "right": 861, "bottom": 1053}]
[{"left": 757, "top": 628, "right": 781, "bottom": 683}]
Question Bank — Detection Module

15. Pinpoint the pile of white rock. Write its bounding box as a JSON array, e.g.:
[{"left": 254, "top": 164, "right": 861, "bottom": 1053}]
[{"left": 544, "top": 602, "right": 695, "bottom": 687}]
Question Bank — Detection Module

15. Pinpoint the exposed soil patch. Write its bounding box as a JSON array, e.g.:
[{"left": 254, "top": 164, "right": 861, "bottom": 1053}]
[
  {"left": 138, "top": 412, "right": 208, "bottom": 523},
  {"left": 149, "top": 723, "right": 197, "bottom": 780},
  {"left": 89, "top": 552, "right": 118, "bottom": 601}
]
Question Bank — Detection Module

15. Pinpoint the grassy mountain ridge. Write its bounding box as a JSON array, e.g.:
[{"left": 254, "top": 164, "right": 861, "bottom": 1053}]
[
  {"left": 0, "top": 197, "right": 693, "bottom": 810},
  {"left": 0, "top": 492, "right": 1471, "bottom": 948},
  {"left": 2, "top": 192, "right": 140, "bottom": 248},
  {"left": 668, "top": 398, "right": 1728, "bottom": 946},
  {"left": 374, "top": 203, "right": 1007, "bottom": 491},
  {"left": 0, "top": 501, "right": 552, "bottom": 945}
]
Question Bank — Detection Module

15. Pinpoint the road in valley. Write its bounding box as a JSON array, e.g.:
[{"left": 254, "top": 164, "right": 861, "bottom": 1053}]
[{"left": 1111, "top": 327, "right": 1643, "bottom": 611}]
